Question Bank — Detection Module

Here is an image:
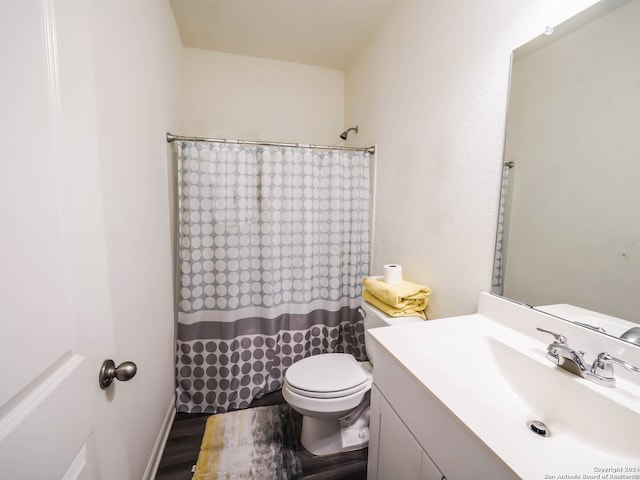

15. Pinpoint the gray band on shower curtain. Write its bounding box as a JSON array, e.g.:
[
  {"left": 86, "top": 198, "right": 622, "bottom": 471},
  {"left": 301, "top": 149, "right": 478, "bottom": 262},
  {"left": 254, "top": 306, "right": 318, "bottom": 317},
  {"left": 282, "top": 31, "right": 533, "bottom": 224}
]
[
  {"left": 176, "top": 307, "right": 366, "bottom": 413},
  {"left": 178, "top": 307, "right": 363, "bottom": 341},
  {"left": 174, "top": 141, "right": 371, "bottom": 413}
]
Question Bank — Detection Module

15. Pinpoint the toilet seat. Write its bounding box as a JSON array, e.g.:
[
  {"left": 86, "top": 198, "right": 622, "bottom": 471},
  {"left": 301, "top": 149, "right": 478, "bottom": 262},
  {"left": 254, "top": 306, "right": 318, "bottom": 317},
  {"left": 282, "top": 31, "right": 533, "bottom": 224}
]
[
  {"left": 284, "top": 353, "right": 368, "bottom": 399},
  {"left": 283, "top": 378, "right": 368, "bottom": 399}
]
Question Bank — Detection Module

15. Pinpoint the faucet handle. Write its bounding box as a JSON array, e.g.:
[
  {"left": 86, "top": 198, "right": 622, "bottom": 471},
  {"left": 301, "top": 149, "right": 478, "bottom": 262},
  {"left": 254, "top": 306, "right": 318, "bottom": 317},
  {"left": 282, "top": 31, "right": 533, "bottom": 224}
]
[
  {"left": 588, "top": 352, "right": 640, "bottom": 387},
  {"left": 593, "top": 352, "right": 640, "bottom": 375},
  {"left": 536, "top": 327, "right": 568, "bottom": 345}
]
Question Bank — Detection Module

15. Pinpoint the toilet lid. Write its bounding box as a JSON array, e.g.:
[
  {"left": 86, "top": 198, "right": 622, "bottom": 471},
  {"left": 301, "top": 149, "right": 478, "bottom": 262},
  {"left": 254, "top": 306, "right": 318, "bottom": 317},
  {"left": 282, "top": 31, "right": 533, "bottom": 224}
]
[{"left": 285, "top": 353, "right": 367, "bottom": 396}]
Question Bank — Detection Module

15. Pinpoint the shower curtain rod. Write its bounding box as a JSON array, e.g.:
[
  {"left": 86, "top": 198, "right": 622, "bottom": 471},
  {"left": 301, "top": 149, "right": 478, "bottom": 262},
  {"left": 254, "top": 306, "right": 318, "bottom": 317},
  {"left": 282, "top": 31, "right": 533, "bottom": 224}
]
[{"left": 166, "top": 132, "right": 375, "bottom": 155}]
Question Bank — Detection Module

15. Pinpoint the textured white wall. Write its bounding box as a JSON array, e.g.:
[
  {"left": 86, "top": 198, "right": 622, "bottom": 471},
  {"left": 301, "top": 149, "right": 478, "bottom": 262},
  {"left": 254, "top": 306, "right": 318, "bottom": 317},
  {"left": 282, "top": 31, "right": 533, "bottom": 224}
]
[
  {"left": 503, "top": 0, "right": 640, "bottom": 322},
  {"left": 182, "top": 48, "right": 345, "bottom": 145},
  {"left": 346, "top": 0, "right": 600, "bottom": 319},
  {"left": 90, "top": 0, "right": 183, "bottom": 478}
]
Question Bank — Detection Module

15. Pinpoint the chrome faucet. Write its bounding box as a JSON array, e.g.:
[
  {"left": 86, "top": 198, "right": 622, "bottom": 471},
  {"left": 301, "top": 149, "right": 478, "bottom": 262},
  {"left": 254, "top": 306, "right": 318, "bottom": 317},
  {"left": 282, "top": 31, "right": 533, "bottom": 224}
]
[
  {"left": 536, "top": 327, "right": 640, "bottom": 388},
  {"left": 536, "top": 328, "right": 590, "bottom": 377}
]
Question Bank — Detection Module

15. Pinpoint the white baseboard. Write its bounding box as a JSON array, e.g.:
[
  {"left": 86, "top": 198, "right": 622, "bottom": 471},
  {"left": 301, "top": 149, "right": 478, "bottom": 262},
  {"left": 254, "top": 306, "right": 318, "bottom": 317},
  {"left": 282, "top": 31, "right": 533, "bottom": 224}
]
[{"left": 143, "top": 394, "right": 176, "bottom": 480}]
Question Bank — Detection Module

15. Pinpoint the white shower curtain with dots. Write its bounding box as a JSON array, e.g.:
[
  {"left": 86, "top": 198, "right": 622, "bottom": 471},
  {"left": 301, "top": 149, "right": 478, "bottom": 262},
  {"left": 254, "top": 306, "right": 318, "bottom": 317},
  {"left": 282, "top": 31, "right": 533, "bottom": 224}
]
[{"left": 175, "top": 141, "right": 371, "bottom": 413}]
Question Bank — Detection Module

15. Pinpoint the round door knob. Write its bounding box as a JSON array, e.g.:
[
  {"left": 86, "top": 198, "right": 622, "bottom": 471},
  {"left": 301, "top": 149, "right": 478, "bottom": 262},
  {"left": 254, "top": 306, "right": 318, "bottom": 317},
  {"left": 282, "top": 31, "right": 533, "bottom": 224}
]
[{"left": 99, "top": 359, "right": 138, "bottom": 389}]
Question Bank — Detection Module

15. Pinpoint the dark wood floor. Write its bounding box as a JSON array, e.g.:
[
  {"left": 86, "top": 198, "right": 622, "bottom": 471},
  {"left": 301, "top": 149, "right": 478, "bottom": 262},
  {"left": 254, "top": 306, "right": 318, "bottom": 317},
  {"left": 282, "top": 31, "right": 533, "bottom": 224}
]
[{"left": 155, "top": 390, "right": 368, "bottom": 480}]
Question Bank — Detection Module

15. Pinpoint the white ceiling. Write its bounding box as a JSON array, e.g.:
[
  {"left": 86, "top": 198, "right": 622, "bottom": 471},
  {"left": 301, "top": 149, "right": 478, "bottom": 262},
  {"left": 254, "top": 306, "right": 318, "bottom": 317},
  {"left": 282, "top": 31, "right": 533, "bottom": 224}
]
[{"left": 169, "top": 0, "right": 397, "bottom": 70}]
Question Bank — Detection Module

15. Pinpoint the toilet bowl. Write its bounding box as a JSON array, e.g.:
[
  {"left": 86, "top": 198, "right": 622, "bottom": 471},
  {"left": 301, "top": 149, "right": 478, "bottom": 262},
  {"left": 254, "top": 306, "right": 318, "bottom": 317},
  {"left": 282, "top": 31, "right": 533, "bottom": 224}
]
[{"left": 282, "top": 302, "right": 423, "bottom": 456}]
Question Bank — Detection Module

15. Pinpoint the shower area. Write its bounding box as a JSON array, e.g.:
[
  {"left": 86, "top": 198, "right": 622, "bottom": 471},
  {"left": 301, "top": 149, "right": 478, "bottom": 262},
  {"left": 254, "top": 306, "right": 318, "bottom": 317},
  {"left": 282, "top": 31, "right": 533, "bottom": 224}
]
[{"left": 170, "top": 134, "right": 375, "bottom": 413}]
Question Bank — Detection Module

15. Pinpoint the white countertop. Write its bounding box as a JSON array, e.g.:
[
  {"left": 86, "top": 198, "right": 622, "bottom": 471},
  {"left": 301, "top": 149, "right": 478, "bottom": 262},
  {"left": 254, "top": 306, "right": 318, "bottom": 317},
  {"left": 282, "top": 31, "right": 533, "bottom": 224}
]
[{"left": 369, "top": 294, "right": 640, "bottom": 479}]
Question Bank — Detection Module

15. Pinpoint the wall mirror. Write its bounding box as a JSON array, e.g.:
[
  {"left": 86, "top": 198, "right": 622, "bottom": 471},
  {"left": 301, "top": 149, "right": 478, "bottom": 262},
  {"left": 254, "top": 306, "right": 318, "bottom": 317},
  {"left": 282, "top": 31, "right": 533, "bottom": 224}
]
[{"left": 493, "top": 0, "right": 640, "bottom": 345}]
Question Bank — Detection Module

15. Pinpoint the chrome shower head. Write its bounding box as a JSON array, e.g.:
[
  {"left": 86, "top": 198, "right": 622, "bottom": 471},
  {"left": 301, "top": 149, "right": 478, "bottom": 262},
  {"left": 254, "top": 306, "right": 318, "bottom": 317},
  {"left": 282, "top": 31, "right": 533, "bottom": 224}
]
[{"left": 339, "top": 125, "right": 358, "bottom": 140}]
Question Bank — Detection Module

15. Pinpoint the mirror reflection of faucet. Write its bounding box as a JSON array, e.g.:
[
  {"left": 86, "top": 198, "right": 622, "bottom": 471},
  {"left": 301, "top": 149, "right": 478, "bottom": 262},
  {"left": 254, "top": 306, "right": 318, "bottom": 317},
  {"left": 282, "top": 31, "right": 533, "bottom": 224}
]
[
  {"left": 536, "top": 327, "right": 640, "bottom": 388},
  {"left": 621, "top": 327, "right": 640, "bottom": 346}
]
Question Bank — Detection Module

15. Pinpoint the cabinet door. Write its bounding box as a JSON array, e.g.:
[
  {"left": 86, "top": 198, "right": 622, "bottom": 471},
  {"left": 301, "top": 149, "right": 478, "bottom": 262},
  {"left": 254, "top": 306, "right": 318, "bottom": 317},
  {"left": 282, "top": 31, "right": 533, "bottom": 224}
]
[
  {"left": 377, "top": 396, "right": 444, "bottom": 479},
  {"left": 369, "top": 386, "right": 446, "bottom": 480},
  {"left": 367, "top": 386, "right": 383, "bottom": 478},
  {"left": 378, "top": 397, "right": 422, "bottom": 479}
]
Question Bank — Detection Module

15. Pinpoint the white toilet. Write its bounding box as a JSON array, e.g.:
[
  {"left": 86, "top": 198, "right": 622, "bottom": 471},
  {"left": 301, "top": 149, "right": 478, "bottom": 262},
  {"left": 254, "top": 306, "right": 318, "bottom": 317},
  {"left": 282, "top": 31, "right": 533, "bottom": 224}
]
[{"left": 282, "top": 302, "right": 423, "bottom": 456}]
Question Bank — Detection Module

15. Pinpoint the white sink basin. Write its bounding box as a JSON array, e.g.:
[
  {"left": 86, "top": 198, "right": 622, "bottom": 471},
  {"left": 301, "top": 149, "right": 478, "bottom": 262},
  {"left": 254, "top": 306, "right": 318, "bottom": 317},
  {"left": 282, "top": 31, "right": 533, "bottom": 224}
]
[
  {"left": 419, "top": 332, "right": 640, "bottom": 458},
  {"left": 371, "top": 312, "right": 640, "bottom": 478}
]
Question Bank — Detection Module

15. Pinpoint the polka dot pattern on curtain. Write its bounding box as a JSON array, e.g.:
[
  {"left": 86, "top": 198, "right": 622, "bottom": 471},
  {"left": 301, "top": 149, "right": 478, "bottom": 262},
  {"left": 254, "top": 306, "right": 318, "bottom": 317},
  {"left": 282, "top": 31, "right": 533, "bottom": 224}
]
[
  {"left": 176, "top": 319, "right": 366, "bottom": 413},
  {"left": 177, "top": 142, "right": 370, "bottom": 314}
]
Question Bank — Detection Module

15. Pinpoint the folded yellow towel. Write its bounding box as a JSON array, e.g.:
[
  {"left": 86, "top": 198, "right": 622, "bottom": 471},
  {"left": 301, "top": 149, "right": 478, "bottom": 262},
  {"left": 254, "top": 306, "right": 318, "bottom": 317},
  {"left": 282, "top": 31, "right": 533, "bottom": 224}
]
[
  {"left": 362, "top": 276, "right": 431, "bottom": 320},
  {"left": 363, "top": 290, "right": 428, "bottom": 319}
]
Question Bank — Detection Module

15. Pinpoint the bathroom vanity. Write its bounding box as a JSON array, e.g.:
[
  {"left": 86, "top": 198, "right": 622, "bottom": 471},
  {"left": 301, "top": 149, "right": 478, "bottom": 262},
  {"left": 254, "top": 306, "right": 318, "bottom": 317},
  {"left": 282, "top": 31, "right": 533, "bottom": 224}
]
[
  {"left": 367, "top": 367, "right": 514, "bottom": 479},
  {"left": 366, "top": 293, "right": 640, "bottom": 479}
]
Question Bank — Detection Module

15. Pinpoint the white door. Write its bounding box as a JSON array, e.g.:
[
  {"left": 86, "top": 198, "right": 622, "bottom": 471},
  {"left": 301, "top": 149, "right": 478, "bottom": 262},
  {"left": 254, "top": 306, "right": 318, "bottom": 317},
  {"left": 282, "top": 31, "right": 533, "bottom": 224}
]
[{"left": 0, "top": 1, "right": 123, "bottom": 478}]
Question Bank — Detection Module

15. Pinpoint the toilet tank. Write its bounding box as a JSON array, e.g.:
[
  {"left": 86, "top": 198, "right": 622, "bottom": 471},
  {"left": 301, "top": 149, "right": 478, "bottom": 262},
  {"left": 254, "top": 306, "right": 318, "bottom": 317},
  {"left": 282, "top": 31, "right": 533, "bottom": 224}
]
[{"left": 361, "top": 302, "right": 423, "bottom": 365}]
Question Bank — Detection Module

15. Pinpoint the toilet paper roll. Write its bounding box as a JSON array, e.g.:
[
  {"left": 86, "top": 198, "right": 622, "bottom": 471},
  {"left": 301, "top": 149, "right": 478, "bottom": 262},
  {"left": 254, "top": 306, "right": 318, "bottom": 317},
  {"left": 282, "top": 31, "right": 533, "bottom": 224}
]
[{"left": 383, "top": 264, "right": 403, "bottom": 285}]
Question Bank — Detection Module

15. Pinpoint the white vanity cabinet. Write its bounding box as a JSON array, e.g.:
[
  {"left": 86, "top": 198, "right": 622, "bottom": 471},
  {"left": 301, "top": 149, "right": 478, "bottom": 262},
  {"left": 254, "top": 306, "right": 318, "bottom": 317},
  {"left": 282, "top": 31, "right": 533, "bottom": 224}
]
[
  {"left": 367, "top": 338, "right": 518, "bottom": 480},
  {"left": 369, "top": 385, "right": 445, "bottom": 480}
]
